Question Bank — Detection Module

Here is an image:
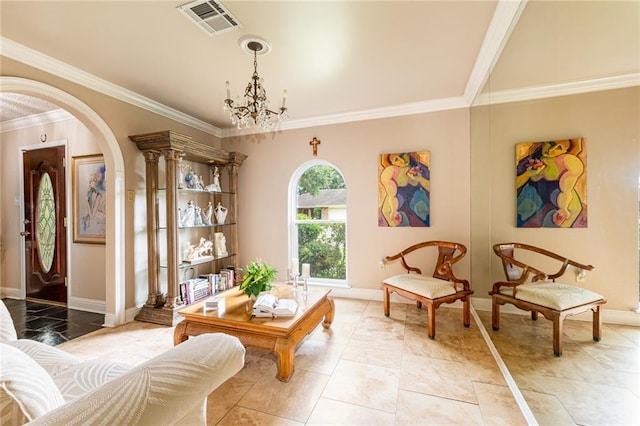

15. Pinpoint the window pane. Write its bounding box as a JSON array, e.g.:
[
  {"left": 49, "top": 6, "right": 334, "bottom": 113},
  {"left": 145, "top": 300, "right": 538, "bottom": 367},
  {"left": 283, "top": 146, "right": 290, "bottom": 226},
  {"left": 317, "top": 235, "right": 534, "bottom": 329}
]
[
  {"left": 297, "top": 222, "right": 346, "bottom": 280},
  {"left": 37, "top": 172, "right": 56, "bottom": 272},
  {"left": 294, "top": 163, "right": 347, "bottom": 282}
]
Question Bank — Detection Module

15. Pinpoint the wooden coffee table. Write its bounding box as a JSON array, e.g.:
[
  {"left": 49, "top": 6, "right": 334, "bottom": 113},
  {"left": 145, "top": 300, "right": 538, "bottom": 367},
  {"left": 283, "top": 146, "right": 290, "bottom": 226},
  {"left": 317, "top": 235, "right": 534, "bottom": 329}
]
[{"left": 174, "top": 285, "right": 334, "bottom": 382}]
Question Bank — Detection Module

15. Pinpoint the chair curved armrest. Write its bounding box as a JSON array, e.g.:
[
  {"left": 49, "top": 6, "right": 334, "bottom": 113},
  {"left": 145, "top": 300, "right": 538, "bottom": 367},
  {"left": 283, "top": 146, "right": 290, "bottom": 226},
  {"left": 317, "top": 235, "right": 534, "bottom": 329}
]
[
  {"left": 547, "top": 259, "right": 595, "bottom": 281},
  {"left": 384, "top": 241, "right": 467, "bottom": 282},
  {"left": 436, "top": 261, "right": 469, "bottom": 290},
  {"left": 490, "top": 281, "right": 520, "bottom": 296}
]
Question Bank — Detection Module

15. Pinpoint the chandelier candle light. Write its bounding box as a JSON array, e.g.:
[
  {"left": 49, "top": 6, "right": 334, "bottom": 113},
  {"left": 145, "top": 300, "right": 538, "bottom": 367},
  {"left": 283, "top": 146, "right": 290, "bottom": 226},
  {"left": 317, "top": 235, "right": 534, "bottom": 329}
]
[{"left": 224, "top": 38, "right": 288, "bottom": 129}]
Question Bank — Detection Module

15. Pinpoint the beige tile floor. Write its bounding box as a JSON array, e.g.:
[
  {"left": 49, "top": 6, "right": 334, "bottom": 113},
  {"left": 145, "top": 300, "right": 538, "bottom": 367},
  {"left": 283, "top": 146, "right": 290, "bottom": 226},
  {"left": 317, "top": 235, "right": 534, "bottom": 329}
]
[
  {"left": 57, "top": 297, "right": 638, "bottom": 425},
  {"left": 475, "top": 311, "right": 640, "bottom": 426}
]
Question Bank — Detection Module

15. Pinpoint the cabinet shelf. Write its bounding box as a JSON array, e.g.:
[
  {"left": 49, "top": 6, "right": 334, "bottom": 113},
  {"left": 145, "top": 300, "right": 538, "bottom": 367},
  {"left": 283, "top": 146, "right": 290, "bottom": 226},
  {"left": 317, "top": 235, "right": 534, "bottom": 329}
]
[
  {"left": 159, "top": 188, "right": 235, "bottom": 196},
  {"left": 158, "top": 223, "right": 237, "bottom": 230},
  {"left": 160, "top": 253, "right": 237, "bottom": 269}
]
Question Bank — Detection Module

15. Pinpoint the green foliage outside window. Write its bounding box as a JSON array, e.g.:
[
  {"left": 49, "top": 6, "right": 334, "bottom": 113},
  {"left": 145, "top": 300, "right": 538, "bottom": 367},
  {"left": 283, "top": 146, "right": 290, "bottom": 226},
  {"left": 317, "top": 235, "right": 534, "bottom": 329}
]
[
  {"left": 297, "top": 216, "right": 346, "bottom": 280},
  {"left": 296, "top": 165, "right": 346, "bottom": 280},
  {"left": 298, "top": 165, "right": 345, "bottom": 196}
]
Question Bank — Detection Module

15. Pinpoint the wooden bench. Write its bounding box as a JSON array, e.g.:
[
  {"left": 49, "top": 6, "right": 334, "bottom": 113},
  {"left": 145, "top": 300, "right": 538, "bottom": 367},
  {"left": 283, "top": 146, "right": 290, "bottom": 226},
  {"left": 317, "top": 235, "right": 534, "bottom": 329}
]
[
  {"left": 382, "top": 241, "right": 473, "bottom": 339},
  {"left": 491, "top": 242, "right": 606, "bottom": 356}
]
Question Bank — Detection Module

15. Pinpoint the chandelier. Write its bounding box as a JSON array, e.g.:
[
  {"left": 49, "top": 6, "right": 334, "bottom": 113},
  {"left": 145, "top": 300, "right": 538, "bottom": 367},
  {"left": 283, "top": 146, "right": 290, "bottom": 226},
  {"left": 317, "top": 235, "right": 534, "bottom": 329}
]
[{"left": 223, "top": 39, "right": 288, "bottom": 129}]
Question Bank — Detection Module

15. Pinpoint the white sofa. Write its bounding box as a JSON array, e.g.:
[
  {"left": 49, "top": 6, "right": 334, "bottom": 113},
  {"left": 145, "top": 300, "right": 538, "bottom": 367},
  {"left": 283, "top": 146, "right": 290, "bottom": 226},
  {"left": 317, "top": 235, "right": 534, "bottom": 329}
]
[{"left": 0, "top": 300, "right": 245, "bottom": 425}]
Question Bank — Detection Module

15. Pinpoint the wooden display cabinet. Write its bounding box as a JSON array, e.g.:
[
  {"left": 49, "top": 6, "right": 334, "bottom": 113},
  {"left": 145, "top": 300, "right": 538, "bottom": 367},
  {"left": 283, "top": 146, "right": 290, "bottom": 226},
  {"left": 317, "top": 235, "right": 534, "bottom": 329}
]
[{"left": 130, "top": 130, "right": 247, "bottom": 326}]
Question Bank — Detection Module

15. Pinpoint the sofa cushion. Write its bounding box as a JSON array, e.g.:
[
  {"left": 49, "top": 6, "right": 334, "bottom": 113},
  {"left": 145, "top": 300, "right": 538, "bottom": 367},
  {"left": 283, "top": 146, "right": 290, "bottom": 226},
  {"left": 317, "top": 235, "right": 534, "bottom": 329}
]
[
  {"left": 27, "top": 333, "right": 246, "bottom": 426},
  {"left": 8, "top": 339, "right": 81, "bottom": 377},
  {"left": 53, "top": 359, "right": 132, "bottom": 402},
  {"left": 0, "top": 300, "right": 17, "bottom": 343},
  {"left": 0, "top": 343, "right": 65, "bottom": 424},
  {"left": 383, "top": 274, "right": 458, "bottom": 299},
  {"left": 500, "top": 281, "right": 605, "bottom": 311}
]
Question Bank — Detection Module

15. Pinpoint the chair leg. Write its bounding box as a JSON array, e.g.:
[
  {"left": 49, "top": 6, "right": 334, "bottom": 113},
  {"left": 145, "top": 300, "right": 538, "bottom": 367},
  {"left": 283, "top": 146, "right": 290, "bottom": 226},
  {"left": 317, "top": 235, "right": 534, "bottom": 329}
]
[
  {"left": 426, "top": 302, "right": 435, "bottom": 339},
  {"left": 491, "top": 297, "right": 500, "bottom": 331},
  {"left": 553, "top": 314, "right": 563, "bottom": 356},
  {"left": 383, "top": 286, "right": 390, "bottom": 317},
  {"left": 531, "top": 311, "right": 538, "bottom": 321},
  {"left": 593, "top": 305, "right": 602, "bottom": 342},
  {"left": 462, "top": 297, "right": 470, "bottom": 328}
]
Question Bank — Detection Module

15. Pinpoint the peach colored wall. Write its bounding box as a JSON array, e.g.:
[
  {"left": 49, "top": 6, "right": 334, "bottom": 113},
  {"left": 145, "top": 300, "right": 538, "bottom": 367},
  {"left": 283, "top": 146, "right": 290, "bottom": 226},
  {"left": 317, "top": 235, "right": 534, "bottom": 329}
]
[
  {"left": 223, "top": 109, "right": 472, "bottom": 289},
  {"left": 471, "top": 87, "right": 640, "bottom": 311}
]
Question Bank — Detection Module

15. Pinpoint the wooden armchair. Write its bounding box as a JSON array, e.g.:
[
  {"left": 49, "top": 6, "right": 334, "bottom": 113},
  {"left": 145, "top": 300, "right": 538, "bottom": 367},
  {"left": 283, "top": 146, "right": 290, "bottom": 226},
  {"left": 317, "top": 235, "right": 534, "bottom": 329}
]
[
  {"left": 382, "top": 241, "right": 473, "bottom": 339},
  {"left": 491, "top": 242, "right": 606, "bottom": 356}
]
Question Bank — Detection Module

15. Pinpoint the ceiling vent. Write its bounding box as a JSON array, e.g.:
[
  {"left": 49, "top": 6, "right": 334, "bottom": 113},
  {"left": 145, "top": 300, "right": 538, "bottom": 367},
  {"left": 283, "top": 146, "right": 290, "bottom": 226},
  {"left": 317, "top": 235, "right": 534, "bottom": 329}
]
[{"left": 178, "top": 0, "right": 242, "bottom": 35}]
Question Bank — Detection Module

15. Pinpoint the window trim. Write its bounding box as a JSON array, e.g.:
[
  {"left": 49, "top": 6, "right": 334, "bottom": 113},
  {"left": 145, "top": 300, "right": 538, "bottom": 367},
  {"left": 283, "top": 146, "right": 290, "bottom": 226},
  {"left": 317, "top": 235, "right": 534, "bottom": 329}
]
[{"left": 288, "top": 159, "right": 348, "bottom": 287}]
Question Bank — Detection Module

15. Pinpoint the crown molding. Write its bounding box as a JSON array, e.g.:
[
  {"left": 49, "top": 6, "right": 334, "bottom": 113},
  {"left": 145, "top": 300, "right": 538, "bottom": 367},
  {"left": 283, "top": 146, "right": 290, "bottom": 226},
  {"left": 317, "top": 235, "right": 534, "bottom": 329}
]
[
  {"left": 220, "top": 96, "right": 469, "bottom": 138},
  {"left": 1, "top": 37, "right": 222, "bottom": 137},
  {"left": 0, "top": 108, "right": 73, "bottom": 133},
  {"left": 464, "top": 0, "right": 528, "bottom": 105},
  {"left": 473, "top": 73, "right": 640, "bottom": 106}
]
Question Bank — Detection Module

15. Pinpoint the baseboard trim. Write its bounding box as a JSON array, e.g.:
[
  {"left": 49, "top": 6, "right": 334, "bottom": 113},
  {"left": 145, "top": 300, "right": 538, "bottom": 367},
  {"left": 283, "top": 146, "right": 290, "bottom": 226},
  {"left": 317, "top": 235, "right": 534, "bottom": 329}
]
[
  {"left": 68, "top": 296, "right": 105, "bottom": 314},
  {"left": 329, "top": 287, "right": 640, "bottom": 326},
  {"left": 0, "top": 287, "right": 22, "bottom": 299}
]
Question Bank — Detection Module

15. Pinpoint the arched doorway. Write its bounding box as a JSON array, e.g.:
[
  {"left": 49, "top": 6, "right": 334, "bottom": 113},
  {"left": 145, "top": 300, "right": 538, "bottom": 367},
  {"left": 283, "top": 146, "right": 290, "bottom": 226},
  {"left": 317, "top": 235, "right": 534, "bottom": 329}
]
[{"left": 1, "top": 77, "right": 126, "bottom": 326}]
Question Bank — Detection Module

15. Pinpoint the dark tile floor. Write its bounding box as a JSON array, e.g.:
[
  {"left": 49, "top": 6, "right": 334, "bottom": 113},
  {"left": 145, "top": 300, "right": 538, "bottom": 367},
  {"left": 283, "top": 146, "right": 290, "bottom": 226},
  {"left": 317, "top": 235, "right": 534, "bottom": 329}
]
[{"left": 2, "top": 299, "right": 104, "bottom": 346}]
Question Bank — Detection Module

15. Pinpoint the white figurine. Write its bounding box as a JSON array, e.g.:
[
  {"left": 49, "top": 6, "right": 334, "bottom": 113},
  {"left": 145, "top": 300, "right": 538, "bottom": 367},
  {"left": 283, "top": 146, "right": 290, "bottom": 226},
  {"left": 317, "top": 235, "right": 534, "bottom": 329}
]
[
  {"left": 202, "top": 201, "right": 213, "bottom": 226},
  {"left": 214, "top": 232, "right": 228, "bottom": 257},
  {"left": 180, "top": 200, "right": 196, "bottom": 227},
  {"left": 194, "top": 205, "right": 202, "bottom": 226},
  {"left": 214, "top": 202, "right": 228, "bottom": 224},
  {"left": 206, "top": 166, "right": 221, "bottom": 192}
]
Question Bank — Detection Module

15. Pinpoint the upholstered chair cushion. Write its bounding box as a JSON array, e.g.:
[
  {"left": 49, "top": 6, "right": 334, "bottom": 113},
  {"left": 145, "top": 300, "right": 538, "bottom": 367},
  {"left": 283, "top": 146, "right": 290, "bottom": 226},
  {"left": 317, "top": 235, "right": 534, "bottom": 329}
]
[
  {"left": 499, "top": 281, "right": 604, "bottom": 311},
  {"left": 383, "top": 274, "right": 459, "bottom": 299},
  {"left": 0, "top": 300, "right": 17, "bottom": 343},
  {"left": 7, "top": 339, "right": 81, "bottom": 377},
  {"left": 53, "top": 359, "right": 132, "bottom": 402},
  {"left": 0, "top": 343, "right": 65, "bottom": 424}
]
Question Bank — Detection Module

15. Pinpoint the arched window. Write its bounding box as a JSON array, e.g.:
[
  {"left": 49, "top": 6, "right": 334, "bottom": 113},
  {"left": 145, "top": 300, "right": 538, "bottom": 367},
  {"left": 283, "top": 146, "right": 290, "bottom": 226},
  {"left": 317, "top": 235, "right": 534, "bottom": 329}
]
[{"left": 289, "top": 160, "right": 347, "bottom": 286}]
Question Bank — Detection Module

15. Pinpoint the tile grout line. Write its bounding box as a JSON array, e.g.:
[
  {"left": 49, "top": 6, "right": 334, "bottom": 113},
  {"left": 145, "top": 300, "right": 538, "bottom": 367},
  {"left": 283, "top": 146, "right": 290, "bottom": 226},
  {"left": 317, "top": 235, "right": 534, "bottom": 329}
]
[{"left": 470, "top": 305, "right": 538, "bottom": 426}]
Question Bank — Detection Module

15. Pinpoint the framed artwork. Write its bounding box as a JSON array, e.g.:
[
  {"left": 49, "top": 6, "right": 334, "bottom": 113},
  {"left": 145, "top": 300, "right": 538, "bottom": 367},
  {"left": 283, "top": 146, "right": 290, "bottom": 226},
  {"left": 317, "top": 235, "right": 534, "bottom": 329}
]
[
  {"left": 378, "top": 150, "right": 430, "bottom": 227},
  {"left": 516, "top": 138, "right": 587, "bottom": 228},
  {"left": 72, "top": 154, "right": 106, "bottom": 243}
]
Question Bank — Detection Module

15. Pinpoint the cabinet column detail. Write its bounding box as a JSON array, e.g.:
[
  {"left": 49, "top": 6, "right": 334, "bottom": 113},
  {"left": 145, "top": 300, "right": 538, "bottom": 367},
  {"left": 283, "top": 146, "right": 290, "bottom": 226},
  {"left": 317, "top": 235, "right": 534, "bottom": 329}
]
[
  {"left": 162, "top": 148, "right": 183, "bottom": 309},
  {"left": 142, "top": 150, "right": 162, "bottom": 307},
  {"left": 227, "top": 161, "right": 241, "bottom": 264}
]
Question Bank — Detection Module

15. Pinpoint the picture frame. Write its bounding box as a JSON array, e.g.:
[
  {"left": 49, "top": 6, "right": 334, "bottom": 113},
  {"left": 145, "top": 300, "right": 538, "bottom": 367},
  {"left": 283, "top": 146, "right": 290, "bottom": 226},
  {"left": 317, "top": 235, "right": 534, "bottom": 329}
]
[
  {"left": 72, "top": 154, "right": 106, "bottom": 244},
  {"left": 378, "top": 150, "right": 431, "bottom": 227}
]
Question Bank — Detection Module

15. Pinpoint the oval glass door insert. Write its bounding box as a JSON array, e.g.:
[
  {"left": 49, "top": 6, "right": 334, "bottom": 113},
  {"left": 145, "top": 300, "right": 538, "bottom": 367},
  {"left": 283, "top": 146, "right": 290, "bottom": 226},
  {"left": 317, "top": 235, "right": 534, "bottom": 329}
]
[{"left": 37, "top": 172, "right": 56, "bottom": 272}]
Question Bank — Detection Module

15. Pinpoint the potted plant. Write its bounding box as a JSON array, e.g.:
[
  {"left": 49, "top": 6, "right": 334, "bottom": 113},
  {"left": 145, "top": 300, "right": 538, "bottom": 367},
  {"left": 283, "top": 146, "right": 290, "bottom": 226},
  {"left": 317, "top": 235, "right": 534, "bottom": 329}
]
[{"left": 239, "top": 259, "right": 278, "bottom": 298}]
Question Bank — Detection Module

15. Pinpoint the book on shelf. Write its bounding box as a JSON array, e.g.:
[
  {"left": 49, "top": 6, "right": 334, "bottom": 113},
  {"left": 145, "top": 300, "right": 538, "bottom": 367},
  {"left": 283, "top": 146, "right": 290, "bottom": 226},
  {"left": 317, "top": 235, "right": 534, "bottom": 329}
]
[
  {"left": 179, "top": 278, "right": 211, "bottom": 305},
  {"left": 252, "top": 293, "right": 298, "bottom": 318}
]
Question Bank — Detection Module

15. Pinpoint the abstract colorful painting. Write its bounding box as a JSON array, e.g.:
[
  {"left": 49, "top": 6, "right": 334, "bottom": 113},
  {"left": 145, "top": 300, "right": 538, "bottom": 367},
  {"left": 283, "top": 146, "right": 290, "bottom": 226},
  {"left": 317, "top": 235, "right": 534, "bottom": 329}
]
[
  {"left": 516, "top": 138, "right": 587, "bottom": 228},
  {"left": 378, "top": 151, "right": 430, "bottom": 227}
]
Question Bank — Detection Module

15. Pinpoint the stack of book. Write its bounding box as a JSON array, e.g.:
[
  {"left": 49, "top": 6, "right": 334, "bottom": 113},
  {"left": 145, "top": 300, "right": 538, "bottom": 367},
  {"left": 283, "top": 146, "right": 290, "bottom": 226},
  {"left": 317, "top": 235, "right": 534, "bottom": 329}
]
[{"left": 179, "top": 278, "right": 211, "bottom": 305}]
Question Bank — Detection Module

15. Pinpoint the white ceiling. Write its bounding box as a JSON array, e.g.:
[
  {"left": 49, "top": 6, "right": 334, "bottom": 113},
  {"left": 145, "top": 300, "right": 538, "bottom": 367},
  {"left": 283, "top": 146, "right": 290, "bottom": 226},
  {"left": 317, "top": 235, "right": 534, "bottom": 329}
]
[{"left": 1, "top": 1, "right": 638, "bottom": 134}]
